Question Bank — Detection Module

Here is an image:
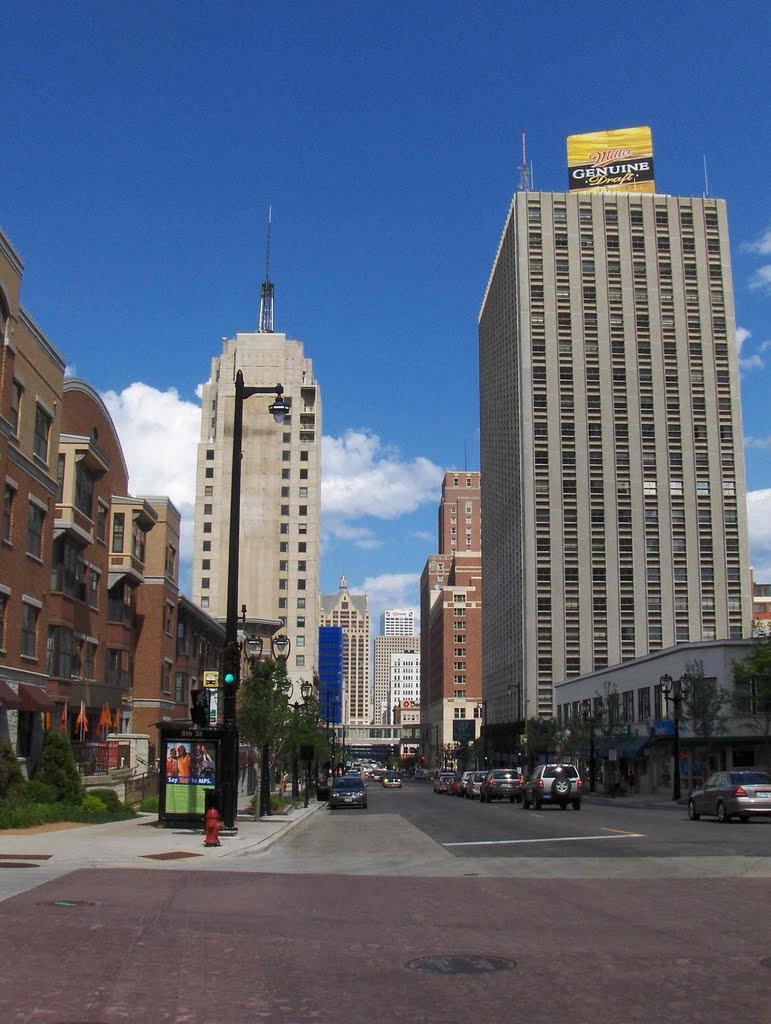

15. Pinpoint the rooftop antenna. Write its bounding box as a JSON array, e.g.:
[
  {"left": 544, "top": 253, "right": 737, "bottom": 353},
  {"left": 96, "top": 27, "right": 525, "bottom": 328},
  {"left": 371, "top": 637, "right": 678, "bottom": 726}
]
[
  {"left": 258, "top": 206, "right": 274, "bottom": 332},
  {"left": 518, "top": 130, "right": 530, "bottom": 192},
  {"left": 703, "top": 155, "right": 710, "bottom": 198}
]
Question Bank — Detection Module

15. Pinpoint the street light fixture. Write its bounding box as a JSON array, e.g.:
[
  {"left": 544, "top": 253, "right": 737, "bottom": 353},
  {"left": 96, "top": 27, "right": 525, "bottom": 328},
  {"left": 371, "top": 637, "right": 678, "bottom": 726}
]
[
  {"left": 659, "top": 673, "right": 690, "bottom": 802},
  {"left": 222, "top": 370, "right": 288, "bottom": 830},
  {"left": 580, "top": 698, "right": 596, "bottom": 793}
]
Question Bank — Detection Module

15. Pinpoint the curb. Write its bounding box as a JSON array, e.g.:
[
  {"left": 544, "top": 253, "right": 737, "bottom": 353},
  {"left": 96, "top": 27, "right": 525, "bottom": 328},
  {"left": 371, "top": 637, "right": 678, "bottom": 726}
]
[{"left": 233, "top": 798, "right": 326, "bottom": 855}]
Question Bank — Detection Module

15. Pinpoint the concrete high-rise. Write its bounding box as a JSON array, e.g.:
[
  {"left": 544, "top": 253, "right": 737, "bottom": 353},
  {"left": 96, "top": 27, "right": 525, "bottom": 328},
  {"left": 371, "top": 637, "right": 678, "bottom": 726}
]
[
  {"left": 319, "top": 577, "right": 370, "bottom": 726},
  {"left": 479, "top": 190, "right": 751, "bottom": 727},
  {"left": 380, "top": 609, "right": 415, "bottom": 636},
  {"left": 373, "top": 633, "right": 419, "bottom": 725},
  {"left": 191, "top": 330, "right": 321, "bottom": 699}
]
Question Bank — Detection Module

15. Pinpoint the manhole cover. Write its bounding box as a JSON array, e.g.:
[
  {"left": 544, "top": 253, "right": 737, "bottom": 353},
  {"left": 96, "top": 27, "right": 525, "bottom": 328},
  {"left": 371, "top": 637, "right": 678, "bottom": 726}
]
[
  {"left": 141, "top": 851, "right": 204, "bottom": 860},
  {"left": 0, "top": 861, "right": 38, "bottom": 869},
  {"left": 406, "top": 955, "right": 515, "bottom": 975},
  {"left": 39, "top": 900, "right": 96, "bottom": 908}
]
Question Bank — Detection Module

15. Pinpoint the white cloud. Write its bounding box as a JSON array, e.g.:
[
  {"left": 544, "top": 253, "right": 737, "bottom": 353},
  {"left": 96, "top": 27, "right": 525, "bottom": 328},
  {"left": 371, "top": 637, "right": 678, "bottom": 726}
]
[
  {"left": 745, "top": 437, "right": 771, "bottom": 448},
  {"left": 748, "top": 489, "right": 771, "bottom": 581},
  {"left": 356, "top": 572, "right": 421, "bottom": 633},
  {"left": 741, "top": 227, "right": 771, "bottom": 256},
  {"left": 736, "top": 327, "right": 751, "bottom": 354},
  {"left": 749, "top": 265, "right": 771, "bottom": 294},
  {"left": 100, "top": 382, "right": 202, "bottom": 580},
  {"left": 321, "top": 430, "right": 444, "bottom": 545},
  {"left": 740, "top": 353, "right": 764, "bottom": 372}
]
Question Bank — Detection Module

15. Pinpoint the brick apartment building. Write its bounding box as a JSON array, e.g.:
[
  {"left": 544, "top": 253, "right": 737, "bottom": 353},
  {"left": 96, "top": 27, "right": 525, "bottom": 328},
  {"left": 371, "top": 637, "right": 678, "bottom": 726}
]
[
  {"left": 1, "top": 227, "right": 224, "bottom": 774},
  {"left": 420, "top": 472, "right": 483, "bottom": 767}
]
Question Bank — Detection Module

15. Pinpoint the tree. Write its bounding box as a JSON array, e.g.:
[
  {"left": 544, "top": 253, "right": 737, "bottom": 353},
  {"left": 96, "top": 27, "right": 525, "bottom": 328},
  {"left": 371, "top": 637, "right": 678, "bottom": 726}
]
[
  {"left": 680, "top": 659, "right": 728, "bottom": 778},
  {"left": 593, "top": 681, "right": 624, "bottom": 793},
  {"left": 0, "top": 742, "right": 26, "bottom": 800},
  {"left": 238, "top": 658, "right": 292, "bottom": 816},
  {"left": 33, "top": 731, "right": 84, "bottom": 805},
  {"left": 733, "top": 637, "right": 771, "bottom": 770}
]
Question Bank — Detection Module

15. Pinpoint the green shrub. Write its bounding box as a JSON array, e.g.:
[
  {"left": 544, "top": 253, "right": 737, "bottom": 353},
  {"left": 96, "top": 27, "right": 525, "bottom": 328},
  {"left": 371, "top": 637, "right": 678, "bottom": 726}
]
[
  {"left": 24, "top": 779, "right": 59, "bottom": 804},
  {"left": 82, "top": 794, "right": 108, "bottom": 814},
  {"left": 87, "top": 788, "right": 122, "bottom": 811},
  {"left": 0, "top": 742, "right": 26, "bottom": 800},
  {"left": 33, "top": 731, "right": 84, "bottom": 804},
  {"left": 138, "top": 794, "right": 159, "bottom": 812},
  {"left": 0, "top": 799, "right": 47, "bottom": 829}
]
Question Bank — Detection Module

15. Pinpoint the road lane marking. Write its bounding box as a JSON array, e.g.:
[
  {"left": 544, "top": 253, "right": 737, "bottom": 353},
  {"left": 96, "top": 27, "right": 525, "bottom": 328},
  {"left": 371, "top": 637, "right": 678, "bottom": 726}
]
[
  {"left": 601, "top": 827, "right": 643, "bottom": 835},
  {"left": 442, "top": 833, "right": 645, "bottom": 847}
]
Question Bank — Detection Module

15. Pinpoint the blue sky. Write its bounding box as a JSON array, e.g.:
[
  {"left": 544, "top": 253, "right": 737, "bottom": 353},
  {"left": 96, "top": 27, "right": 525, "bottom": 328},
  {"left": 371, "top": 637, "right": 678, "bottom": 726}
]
[{"left": 3, "top": 2, "right": 771, "bottom": 627}]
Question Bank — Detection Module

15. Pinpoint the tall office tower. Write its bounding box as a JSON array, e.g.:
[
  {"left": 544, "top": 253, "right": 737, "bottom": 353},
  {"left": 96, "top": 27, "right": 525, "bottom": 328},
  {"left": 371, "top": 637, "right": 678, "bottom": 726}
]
[
  {"left": 319, "top": 577, "right": 370, "bottom": 726},
  {"left": 380, "top": 609, "right": 415, "bottom": 636},
  {"left": 318, "top": 625, "right": 344, "bottom": 726},
  {"left": 191, "top": 328, "right": 321, "bottom": 699},
  {"left": 373, "top": 633, "right": 420, "bottom": 724},
  {"left": 479, "top": 190, "right": 751, "bottom": 726},
  {"left": 419, "top": 472, "right": 483, "bottom": 765}
]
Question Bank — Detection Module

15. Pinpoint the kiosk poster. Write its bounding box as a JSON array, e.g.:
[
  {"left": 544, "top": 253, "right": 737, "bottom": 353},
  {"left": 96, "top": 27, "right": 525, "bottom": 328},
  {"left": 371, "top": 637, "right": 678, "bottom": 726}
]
[
  {"left": 567, "top": 127, "right": 655, "bottom": 194},
  {"left": 164, "top": 740, "right": 217, "bottom": 814}
]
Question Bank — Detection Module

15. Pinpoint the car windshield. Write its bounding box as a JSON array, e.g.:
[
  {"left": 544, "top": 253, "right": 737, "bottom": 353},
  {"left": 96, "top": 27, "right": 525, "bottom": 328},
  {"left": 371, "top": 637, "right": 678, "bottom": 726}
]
[
  {"left": 728, "top": 772, "right": 771, "bottom": 785},
  {"left": 385, "top": 772, "right": 399, "bottom": 779},
  {"left": 473, "top": 773, "right": 487, "bottom": 781},
  {"left": 334, "top": 778, "right": 363, "bottom": 790}
]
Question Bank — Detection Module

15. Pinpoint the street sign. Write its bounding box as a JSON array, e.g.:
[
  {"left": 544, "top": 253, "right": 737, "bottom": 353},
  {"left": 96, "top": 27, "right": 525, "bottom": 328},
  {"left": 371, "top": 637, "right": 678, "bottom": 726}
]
[{"left": 203, "top": 671, "right": 219, "bottom": 689}]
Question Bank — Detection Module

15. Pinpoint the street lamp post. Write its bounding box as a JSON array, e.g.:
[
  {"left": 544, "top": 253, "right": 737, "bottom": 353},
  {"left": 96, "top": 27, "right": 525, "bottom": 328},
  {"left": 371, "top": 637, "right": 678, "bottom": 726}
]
[
  {"left": 660, "top": 673, "right": 690, "bottom": 802},
  {"left": 222, "top": 370, "right": 289, "bottom": 829},
  {"left": 581, "top": 699, "right": 596, "bottom": 793}
]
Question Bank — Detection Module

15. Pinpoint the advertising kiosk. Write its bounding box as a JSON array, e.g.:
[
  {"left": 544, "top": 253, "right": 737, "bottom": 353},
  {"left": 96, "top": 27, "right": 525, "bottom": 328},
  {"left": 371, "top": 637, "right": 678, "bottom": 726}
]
[{"left": 157, "top": 722, "right": 224, "bottom": 828}]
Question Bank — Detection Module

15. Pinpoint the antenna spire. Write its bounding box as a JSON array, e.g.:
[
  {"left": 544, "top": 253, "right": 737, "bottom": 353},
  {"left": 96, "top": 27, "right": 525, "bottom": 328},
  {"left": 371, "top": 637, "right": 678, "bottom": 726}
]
[
  {"left": 518, "top": 130, "right": 530, "bottom": 192},
  {"left": 258, "top": 207, "right": 275, "bottom": 332}
]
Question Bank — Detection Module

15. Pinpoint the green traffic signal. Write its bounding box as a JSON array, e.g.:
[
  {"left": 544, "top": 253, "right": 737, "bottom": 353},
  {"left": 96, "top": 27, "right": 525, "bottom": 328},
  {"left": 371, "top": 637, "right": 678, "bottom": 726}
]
[{"left": 224, "top": 672, "right": 235, "bottom": 685}]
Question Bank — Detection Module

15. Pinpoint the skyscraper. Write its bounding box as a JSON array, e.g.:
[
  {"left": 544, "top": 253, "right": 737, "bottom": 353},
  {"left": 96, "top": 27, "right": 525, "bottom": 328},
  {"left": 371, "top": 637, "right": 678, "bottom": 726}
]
[
  {"left": 191, "top": 327, "right": 321, "bottom": 699},
  {"left": 479, "top": 189, "right": 751, "bottom": 727},
  {"left": 380, "top": 609, "right": 415, "bottom": 636},
  {"left": 373, "top": 633, "right": 419, "bottom": 725},
  {"left": 319, "top": 577, "right": 370, "bottom": 726}
]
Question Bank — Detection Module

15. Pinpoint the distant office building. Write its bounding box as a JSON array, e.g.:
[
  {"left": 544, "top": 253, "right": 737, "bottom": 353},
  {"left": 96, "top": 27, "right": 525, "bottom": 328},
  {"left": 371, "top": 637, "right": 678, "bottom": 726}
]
[
  {"left": 318, "top": 625, "right": 344, "bottom": 726},
  {"left": 319, "top": 577, "right": 370, "bottom": 726},
  {"left": 390, "top": 651, "right": 420, "bottom": 713},
  {"left": 191, "top": 323, "right": 321, "bottom": 701},
  {"left": 479, "top": 189, "right": 751, "bottom": 726},
  {"left": 380, "top": 609, "right": 415, "bottom": 636},
  {"left": 419, "top": 472, "right": 482, "bottom": 766},
  {"left": 373, "top": 634, "right": 420, "bottom": 725}
]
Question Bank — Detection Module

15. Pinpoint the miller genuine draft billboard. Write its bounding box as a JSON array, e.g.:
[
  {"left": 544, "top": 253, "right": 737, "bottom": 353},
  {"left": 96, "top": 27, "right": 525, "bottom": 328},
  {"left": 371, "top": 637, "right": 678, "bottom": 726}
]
[{"left": 567, "top": 126, "right": 655, "bottom": 194}]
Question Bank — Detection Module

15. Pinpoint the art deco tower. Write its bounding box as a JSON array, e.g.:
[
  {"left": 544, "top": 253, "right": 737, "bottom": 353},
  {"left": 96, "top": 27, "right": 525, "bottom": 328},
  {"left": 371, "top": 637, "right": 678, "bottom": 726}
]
[{"left": 191, "top": 248, "right": 321, "bottom": 698}]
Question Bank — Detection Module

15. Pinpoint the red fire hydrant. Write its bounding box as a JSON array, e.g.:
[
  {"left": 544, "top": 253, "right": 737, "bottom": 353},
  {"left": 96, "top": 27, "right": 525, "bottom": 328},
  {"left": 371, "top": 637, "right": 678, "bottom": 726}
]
[{"left": 204, "top": 806, "right": 223, "bottom": 847}]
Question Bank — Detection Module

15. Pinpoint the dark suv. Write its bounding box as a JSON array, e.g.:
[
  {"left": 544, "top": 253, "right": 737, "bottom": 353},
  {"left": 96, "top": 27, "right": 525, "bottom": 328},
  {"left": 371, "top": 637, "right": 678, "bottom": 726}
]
[
  {"left": 480, "top": 768, "right": 524, "bottom": 803},
  {"left": 522, "top": 764, "right": 582, "bottom": 810}
]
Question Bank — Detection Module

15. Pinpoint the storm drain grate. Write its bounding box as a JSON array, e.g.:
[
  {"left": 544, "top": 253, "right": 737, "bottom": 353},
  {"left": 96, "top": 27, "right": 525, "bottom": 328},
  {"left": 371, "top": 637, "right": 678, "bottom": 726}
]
[
  {"left": 140, "top": 850, "right": 204, "bottom": 860},
  {"left": 406, "top": 955, "right": 515, "bottom": 976}
]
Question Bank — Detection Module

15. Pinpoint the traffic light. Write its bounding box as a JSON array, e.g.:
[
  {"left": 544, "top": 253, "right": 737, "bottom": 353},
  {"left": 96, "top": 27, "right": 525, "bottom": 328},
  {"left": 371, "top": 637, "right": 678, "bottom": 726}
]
[
  {"left": 222, "top": 643, "right": 239, "bottom": 688},
  {"left": 190, "top": 689, "right": 209, "bottom": 728}
]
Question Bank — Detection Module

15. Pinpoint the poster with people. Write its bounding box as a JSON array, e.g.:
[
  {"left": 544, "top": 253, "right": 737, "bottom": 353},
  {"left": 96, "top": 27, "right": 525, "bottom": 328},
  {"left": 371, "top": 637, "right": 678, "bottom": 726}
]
[{"left": 163, "top": 739, "right": 217, "bottom": 814}]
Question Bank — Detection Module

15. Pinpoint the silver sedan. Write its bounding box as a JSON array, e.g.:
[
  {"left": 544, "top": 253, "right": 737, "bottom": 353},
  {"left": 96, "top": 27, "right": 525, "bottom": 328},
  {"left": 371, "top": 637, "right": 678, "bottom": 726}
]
[{"left": 687, "top": 770, "right": 771, "bottom": 823}]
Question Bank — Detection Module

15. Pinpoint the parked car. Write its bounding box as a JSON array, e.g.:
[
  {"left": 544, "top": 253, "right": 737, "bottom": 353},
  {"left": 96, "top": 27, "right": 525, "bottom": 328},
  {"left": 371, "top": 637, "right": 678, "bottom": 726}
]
[
  {"left": 480, "top": 768, "right": 524, "bottom": 803},
  {"left": 522, "top": 764, "right": 582, "bottom": 810},
  {"left": 457, "top": 770, "right": 475, "bottom": 796},
  {"left": 467, "top": 771, "right": 488, "bottom": 799},
  {"left": 433, "top": 772, "right": 456, "bottom": 794},
  {"left": 448, "top": 772, "right": 464, "bottom": 795},
  {"left": 382, "top": 771, "right": 402, "bottom": 788},
  {"left": 688, "top": 770, "right": 771, "bottom": 823},
  {"left": 329, "top": 775, "right": 368, "bottom": 809}
]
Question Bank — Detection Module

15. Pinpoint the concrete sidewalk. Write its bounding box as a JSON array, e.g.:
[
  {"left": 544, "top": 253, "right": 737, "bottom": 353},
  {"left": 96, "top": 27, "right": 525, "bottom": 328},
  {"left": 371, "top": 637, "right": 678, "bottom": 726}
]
[{"left": 0, "top": 798, "right": 327, "bottom": 901}]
